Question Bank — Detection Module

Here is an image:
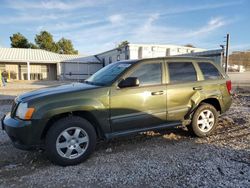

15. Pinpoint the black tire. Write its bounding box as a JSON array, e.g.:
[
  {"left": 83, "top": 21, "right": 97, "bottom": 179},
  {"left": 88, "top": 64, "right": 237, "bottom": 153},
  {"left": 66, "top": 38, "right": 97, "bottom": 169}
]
[
  {"left": 189, "top": 103, "right": 218, "bottom": 137},
  {"left": 45, "top": 116, "right": 97, "bottom": 166}
]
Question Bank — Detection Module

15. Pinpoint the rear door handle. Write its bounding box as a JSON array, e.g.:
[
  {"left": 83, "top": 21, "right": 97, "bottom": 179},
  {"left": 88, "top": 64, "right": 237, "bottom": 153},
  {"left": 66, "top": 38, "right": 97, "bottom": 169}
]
[
  {"left": 151, "top": 91, "right": 164, "bottom": 95},
  {"left": 193, "top": 86, "right": 203, "bottom": 90}
]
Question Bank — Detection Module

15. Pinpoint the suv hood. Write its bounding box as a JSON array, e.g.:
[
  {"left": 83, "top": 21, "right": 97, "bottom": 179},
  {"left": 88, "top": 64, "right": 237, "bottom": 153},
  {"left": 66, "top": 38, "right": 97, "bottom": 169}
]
[{"left": 17, "top": 83, "right": 99, "bottom": 102}]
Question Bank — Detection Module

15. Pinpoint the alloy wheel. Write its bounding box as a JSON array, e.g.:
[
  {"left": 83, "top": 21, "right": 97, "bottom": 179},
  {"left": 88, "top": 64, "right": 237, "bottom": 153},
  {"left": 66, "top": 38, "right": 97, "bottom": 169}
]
[
  {"left": 197, "top": 109, "right": 215, "bottom": 132},
  {"left": 56, "top": 127, "right": 89, "bottom": 159}
]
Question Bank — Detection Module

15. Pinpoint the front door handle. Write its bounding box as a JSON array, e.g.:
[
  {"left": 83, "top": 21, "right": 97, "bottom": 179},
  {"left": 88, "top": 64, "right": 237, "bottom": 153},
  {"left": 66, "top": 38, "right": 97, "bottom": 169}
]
[
  {"left": 151, "top": 91, "right": 164, "bottom": 95},
  {"left": 193, "top": 86, "right": 203, "bottom": 90}
]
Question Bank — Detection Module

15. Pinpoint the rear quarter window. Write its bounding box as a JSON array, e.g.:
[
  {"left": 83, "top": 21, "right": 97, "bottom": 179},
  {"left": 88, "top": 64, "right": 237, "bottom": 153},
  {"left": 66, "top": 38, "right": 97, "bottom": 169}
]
[
  {"left": 198, "top": 62, "right": 222, "bottom": 80},
  {"left": 168, "top": 62, "right": 197, "bottom": 84}
]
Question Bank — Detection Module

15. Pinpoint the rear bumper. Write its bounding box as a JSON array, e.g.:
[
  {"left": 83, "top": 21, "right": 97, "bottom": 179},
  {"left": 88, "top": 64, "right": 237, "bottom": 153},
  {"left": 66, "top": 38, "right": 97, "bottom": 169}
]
[
  {"left": 221, "top": 95, "right": 232, "bottom": 113},
  {"left": 2, "top": 114, "right": 43, "bottom": 150}
]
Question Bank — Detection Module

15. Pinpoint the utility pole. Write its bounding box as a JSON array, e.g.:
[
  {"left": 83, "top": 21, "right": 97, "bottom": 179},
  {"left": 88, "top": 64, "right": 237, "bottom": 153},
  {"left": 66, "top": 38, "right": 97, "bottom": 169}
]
[{"left": 225, "top": 34, "right": 230, "bottom": 73}]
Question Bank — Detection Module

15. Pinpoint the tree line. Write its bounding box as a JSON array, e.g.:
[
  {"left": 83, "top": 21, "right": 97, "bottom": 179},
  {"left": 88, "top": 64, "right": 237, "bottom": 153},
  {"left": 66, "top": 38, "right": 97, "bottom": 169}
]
[{"left": 10, "top": 31, "right": 78, "bottom": 54}]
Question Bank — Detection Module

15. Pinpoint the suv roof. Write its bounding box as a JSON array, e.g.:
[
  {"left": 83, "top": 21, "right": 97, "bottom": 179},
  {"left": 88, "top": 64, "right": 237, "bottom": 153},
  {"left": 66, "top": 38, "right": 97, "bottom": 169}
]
[
  {"left": 139, "top": 56, "right": 214, "bottom": 62},
  {"left": 119, "top": 56, "right": 214, "bottom": 65}
]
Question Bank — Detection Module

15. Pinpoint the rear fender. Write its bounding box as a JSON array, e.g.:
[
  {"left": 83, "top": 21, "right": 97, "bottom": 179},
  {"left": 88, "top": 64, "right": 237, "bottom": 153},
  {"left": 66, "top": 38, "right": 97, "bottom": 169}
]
[{"left": 185, "top": 91, "right": 222, "bottom": 120}]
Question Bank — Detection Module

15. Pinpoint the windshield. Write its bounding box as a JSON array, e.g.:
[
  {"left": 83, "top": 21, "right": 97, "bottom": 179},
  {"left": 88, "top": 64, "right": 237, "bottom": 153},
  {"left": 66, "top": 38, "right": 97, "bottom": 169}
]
[{"left": 85, "top": 61, "right": 133, "bottom": 86}]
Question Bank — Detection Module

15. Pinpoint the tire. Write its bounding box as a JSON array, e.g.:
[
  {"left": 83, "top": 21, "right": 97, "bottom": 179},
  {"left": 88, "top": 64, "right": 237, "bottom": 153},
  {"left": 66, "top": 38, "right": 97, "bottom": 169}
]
[
  {"left": 189, "top": 103, "right": 218, "bottom": 137},
  {"left": 45, "top": 116, "right": 97, "bottom": 166}
]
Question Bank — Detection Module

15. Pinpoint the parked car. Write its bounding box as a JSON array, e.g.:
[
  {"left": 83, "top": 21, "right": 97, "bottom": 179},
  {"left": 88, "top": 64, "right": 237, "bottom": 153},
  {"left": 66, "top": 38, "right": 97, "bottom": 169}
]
[{"left": 2, "top": 57, "right": 232, "bottom": 166}]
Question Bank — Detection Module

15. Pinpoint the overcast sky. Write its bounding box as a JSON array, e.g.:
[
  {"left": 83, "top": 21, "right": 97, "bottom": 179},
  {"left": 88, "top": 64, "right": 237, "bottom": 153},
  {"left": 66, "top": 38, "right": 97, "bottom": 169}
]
[{"left": 0, "top": 0, "right": 249, "bottom": 55}]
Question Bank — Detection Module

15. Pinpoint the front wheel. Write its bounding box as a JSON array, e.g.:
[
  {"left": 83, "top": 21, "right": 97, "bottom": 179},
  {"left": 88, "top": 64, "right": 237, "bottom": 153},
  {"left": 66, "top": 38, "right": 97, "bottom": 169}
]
[
  {"left": 190, "top": 103, "right": 218, "bottom": 137},
  {"left": 45, "top": 116, "right": 97, "bottom": 166}
]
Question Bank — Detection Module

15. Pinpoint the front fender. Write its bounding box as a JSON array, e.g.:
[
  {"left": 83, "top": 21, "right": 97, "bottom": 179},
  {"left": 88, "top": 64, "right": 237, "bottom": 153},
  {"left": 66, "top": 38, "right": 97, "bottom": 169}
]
[{"left": 36, "top": 98, "right": 105, "bottom": 119}]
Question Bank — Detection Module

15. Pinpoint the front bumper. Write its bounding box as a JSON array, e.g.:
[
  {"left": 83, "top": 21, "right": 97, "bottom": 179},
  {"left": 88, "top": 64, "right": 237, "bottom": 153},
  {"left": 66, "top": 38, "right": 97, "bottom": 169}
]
[{"left": 1, "top": 113, "right": 43, "bottom": 150}]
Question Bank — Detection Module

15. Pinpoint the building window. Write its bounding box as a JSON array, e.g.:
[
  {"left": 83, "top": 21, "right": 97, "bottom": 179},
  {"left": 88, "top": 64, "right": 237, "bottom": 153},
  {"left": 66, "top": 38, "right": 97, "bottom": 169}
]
[
  {"left": 109, "top": 57, "right": 112, "bottom": 64},
  {"left": 152, "top": 46, "right": 156, "bottom": 51},
  {"left": 166, "top": 48, "right": 170, "bottom": 56},
  {"left": 117, "top": 55, "right": 120, "bottom": 61},
  {"left": 0, "top": 64, "right": 5, "bottom": 72}
]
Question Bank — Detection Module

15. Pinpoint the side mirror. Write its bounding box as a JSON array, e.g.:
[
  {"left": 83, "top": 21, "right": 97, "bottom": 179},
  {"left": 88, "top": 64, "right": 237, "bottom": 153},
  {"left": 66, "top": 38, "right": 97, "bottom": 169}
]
[{"left": 118, "top": 77, "right": 140, "bottom": 88}]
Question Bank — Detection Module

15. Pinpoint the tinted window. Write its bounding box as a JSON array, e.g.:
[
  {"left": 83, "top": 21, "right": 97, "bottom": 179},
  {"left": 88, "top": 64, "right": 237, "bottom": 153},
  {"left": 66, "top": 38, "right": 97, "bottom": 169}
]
[
  {"left": 199, "top": 62, "right": 222, "bottom": 80},
  {"left": 129, "top": 63, "right": 162, "bottom": 86},
  {"left": 168, "top": 62, "right": 197, "bottom": 83}
]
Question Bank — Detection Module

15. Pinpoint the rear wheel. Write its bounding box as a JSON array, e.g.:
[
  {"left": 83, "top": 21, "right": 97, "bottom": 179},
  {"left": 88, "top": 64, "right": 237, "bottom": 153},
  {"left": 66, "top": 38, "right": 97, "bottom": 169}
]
[
  {"left": 45, "top": 116, "right": 96, "bottom": 166},
  {"left": 190, "top": 103, "right": 218, "bottom": 137}
]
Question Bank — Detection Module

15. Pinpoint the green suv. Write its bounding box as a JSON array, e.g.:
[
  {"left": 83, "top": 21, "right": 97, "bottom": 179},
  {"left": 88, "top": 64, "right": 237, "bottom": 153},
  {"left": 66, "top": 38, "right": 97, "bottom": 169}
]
[{"left": 2, "top": 57, "right": 232, "bottom": 166}]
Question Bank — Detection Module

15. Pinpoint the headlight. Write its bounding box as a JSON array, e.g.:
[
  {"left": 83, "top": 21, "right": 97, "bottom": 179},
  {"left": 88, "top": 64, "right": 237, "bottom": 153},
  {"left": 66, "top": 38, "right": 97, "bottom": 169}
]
[{"left": 16, "top": 102, "right": 35, "bottom": 120}]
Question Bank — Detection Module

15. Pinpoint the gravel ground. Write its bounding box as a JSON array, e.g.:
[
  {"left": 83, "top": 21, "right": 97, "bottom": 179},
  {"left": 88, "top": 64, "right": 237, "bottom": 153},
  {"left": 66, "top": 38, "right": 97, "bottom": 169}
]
[{"left": 0, "top": 82, "right": 249, "bottom": 188}]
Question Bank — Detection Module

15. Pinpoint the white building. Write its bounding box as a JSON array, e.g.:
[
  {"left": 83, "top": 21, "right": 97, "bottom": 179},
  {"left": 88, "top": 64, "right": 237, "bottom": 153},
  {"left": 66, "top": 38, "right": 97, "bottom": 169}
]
[
  {"left": 0, "top": 48, "right": 102, "bottom": 80},
  {"left": 96, "top": 43, "right": 205, "bottom": 66}
]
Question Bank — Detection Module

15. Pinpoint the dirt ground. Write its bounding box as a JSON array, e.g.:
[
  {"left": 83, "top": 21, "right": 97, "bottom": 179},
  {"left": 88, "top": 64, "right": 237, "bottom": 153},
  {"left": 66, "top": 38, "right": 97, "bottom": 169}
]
[{"left": 0, "top": 81, "right": 249, "bottom": 188}]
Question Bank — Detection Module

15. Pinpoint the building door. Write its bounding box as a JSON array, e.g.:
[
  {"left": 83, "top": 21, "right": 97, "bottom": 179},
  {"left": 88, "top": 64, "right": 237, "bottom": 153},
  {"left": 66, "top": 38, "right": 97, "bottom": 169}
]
[{"left": 48, "top": 64, "right": 57, "bottom": 80}]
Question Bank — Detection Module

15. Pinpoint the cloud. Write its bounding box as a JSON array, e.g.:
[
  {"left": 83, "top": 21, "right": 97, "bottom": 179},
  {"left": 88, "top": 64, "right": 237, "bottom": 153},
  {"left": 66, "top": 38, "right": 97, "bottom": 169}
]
[
  {"left": 50, "top": 14, "right": 231, "bottom": 54},
  {"left": 37, "top": 19, "right": 104, "bottom": 32},
  {"left": 140, "top": 13, "right": 159, "bottom": 32},
  {"left": 32, "top": 12, "right": 232, "bottom": 54},
  {"left": 160, "top": 1, "right": 244, "bottom": 16},
  {"left": 6, "top": 0, "right": 111, "bottom": 10},
  {"left": 1, "top": 0, "right": 243, "bottom": 53},
  {"left": 108, "top": 14, "right": 123, "bottom": 25},
  {"left": 128, "top": 15, "right": 230, "bottom": 48},
  {"left": 0, "top": 13, "right": 68, "bottom": 24},
  {"left": 189, "top": 17, "right": 226, "bottom": 37}
]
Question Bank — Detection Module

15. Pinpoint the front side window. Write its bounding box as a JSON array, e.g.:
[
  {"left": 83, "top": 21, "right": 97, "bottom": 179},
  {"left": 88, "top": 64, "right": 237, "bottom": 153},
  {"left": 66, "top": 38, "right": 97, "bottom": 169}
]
[
  {"left": 198, "top": 62, "right": 222, "bottom": 80},
  {"left": 168, "top": 62, "right": 197, "bottom": 83},
  {"left": 86, "top": 62, "right": 132, "bottom": 86},
  {"left": 129, "top": 63, "right": 162, "bottom": 86}
]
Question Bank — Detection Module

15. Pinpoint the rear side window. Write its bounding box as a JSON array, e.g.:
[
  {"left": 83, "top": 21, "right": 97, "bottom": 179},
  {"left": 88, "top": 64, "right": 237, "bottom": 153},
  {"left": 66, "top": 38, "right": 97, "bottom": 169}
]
[
  {"left": 168, "top": 62, "right": 197, "bottom": 83},
  {"left": 198, "top": 62, "right": 222, "bottom": 80}
]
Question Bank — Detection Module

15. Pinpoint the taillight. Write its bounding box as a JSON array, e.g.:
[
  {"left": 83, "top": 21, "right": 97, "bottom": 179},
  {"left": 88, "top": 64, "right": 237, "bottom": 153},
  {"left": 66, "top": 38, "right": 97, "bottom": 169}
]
[{"left": 226, "top": 80, "right": 232, "bottom": 94}]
